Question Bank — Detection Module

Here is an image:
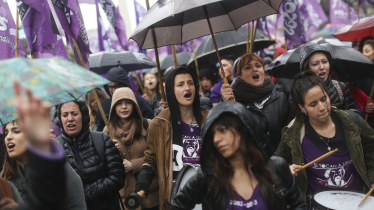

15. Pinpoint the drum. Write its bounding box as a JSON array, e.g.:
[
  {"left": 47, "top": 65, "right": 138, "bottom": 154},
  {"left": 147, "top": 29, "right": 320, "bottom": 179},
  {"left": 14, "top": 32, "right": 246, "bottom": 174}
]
[
  {"left": 171, "top": 164, "right": 202, "bottom": 210},
  {"left": 312, "top": 190, "right": 374, "bottom": 210}
]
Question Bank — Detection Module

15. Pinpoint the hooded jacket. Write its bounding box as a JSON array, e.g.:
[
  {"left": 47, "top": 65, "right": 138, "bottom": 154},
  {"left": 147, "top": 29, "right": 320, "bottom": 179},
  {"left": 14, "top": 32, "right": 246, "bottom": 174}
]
[
  {"left": 56, "top": 99, "right": 125, "bottom": 210},
  {"left": 299, "top": 43, "right": 354, "bottom": 110},
  {"left": 103, "top": 88, "right": 159, "bottom": 209},
  {"left": 170, "top": 102, "right": 306, "bottom": 210},
  {"left": 96, "top": 67, "right": 154, "bottom": 131},
  {"left": 275, "top": 108, "right": 374, "bottom": 200}
]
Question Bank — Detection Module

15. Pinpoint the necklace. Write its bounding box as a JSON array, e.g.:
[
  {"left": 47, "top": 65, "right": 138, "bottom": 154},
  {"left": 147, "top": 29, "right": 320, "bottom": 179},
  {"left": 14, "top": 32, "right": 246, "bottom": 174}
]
[
  {"left": 317, "top": 133, "right": 331, "bottom": 151},
  {"left": 188, "top": 117, "right": 194, "bottom": 132}
]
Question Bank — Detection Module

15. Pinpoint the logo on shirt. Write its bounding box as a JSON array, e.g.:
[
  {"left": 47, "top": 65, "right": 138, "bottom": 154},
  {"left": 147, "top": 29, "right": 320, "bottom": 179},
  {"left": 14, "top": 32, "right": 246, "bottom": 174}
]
[{"left": 313, "top": 160, "right": 354, "bottom": 187}]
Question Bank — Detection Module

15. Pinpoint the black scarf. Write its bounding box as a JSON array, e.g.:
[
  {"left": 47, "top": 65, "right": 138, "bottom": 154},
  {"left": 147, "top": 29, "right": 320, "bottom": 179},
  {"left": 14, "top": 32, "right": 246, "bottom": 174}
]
[{"left": 232, "top": 77, "right": 274, "bottom": 103}]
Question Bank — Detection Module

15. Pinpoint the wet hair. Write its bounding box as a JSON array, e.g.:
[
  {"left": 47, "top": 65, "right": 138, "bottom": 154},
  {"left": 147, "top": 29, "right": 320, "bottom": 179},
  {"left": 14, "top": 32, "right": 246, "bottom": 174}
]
[
  {"left": 359, "top": 36, "right": 374, "bottom": 52},
  {"left": 291, "top": 71, "right": 329, "bottom": 118},
  {"left": 204, "top": 113, "right": 282, "bottom": 210},
  {"left": 302, "top": 51, "right": 332, "bottom": 71},
  {"left": 1, "top": 120, "right": 20, "bottom": 180},
  {"left": 85, "top": 89, "right": 107, "bottom": 131},
  {"left": 363, "top": 40, "right": 374, "bottom": 52},
  {"left": 221, "top": 55, "right": 236, "bottom": 66},
  {"left": 236, "top": 53, "right": 264, "bottom": 76}
]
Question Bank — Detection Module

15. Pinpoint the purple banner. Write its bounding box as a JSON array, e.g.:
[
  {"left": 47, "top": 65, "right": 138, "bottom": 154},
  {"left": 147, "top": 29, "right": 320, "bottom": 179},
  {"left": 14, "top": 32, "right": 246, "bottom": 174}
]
[
  {"left": 330, "top": 0, "right": 359, "bottom": 24},
  {"left": 0, "top": 0, "right": 26, "bottom": 59},
  {"left": 368, "top": 0, "right": 374, "bottom": 7},
  {"left": 299, "top": 0, "right": 327, "bottom": 40},
  {"left": 95, "top": 0, "right": 105, "bottom": 51},
  {"left": 115, "top": 7, "right": 128, "bottom": 51},
  {"left": 134, "top": 0, "right": 146, "bottom": 24},
  {"left": 283, "top": 0, "right": 306, "bottom": 49}
]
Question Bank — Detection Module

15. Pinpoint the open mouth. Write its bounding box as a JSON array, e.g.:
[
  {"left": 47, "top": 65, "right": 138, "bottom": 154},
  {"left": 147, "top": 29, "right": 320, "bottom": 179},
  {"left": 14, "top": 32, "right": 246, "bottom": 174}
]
[
  {"left": 184, "top": 93, "right": 192, "bottom": 98},
  {"left": 67, "top": 124, "right": 76, "bottom": 130},
  {"left": 7, "top": 143, "right": 15, "bottom": 151},
  {"left": 149, "top": 82, "right": 153, "bottom": 86},
  {"left": 319, "top": 72, "right": 326, "bottom": 78},
  {"left": 253, "top": 74, "right": 259, "bottom": 80}
]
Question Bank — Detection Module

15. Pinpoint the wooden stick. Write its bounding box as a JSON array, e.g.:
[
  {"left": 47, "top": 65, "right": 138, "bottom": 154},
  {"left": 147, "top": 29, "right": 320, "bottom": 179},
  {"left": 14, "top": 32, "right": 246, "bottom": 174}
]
[
  {"left": 191, "top": 40, "right": 203, "bottom": 93},
  {"left": 365, "top": 80, "right": 374, "bottom": 121},
  {"left": 285, "top": 40, "right": 288, "bottom": 51},
  {"left": 15, "top": 8, "right": 19, "bottom": 57},
  {"left": 171, "top": 45, "right": 178, "bottom": 68},
  {"left": 295, "top": 148, "right": 338, "bottom": 173},
  {"left": 146, "top": 0, "right": 166, "bottom": 102},
  {"left": 132, "top": 71, "right": 144, "bottom": 93},
  {"left": 246, "top": 23, "right": 250, "bottom": 54},
  {"left": 31, "top": 52, "right": 35, "bottom": 59},
  {"left": 249, "top": 21, "right": 254, "bottom": 53},
  {"left": 250, "top": 20, "right": 258, "bottom": 53},
  {"left": 358, "top": 185, "right": 374, "bottom": 207},
  {"left": 202, "top": 6, "right": 235, "bottom": 101},
  {"left": 71, "top": 37, "right": 124, "bottom": 160}
]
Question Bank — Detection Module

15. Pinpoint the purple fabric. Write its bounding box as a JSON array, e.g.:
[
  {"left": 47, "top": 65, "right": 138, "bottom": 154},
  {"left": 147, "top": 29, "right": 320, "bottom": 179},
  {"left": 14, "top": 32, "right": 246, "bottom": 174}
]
[
  {"left": 115, "top": 7, "right": 128, "bottom": 51},
  {"left": 51, "top": 122, "right": 61, "bottom": 137},
  {"left": 181, "top": 122, "right": 202, "bottom": 165},
  {"left": 210, "top": 81, "right": 224, "bottom": 104},
  {"left": 228, "top": 185, "right": 267, "bottom": 210},
  {"left": 298, "top": 0, "right": 328, "bottom": 41},
  {"left": 330, "top": 0, "right": 359, "bottom": 24},
  {"left": 354, "top": 101, "right": 365, "bottom": 119},
  {"left": 95, "top": 0, "right": 105, "bottom": 51},
  {"left": 0, "top": 0, "right": 26, "bottom": 59},
  {"left": 283, "top": 0, "right": 307, "bottom": 49},
  {"left": 302, "top": 136, "right": 364, "bottom": 195},
  {"left": 27, "top": 140, "right": 65, "bottom": 161},
  {"left": 368, "top": 0, "right": 374, "bottom": 7},
  {"left": 134, "top": 0, "right": 146, "bottom": 24},
  {"left": 33, "top": 35, "right": 69, "bottom": 59}
]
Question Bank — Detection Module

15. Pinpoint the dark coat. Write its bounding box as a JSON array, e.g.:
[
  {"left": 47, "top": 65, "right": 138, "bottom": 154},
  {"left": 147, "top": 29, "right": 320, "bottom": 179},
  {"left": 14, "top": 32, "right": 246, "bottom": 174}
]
[
  {"left": 239, "top": 88, "right": 293, "bottom": 155},
  {"left": 57, "top": 99, "right": 125, "bottom": 210},
  {"left": 325, "top": 77, "right": 354, "bottom": 110},
  {"left": 96, "top": 95, "right": 154, "bottom": 132},
  {"left": 170, "top": 101, "right": 306, "bottom": 210}
]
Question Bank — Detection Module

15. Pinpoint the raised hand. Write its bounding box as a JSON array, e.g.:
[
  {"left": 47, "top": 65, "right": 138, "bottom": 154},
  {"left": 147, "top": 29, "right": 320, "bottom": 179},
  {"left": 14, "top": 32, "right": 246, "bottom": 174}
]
[
  {"left": 13, "top": 80, "right": 52, "bottom": 152},
  {"left": 221, "top": 84, "right": 234, "bottom": 101}
]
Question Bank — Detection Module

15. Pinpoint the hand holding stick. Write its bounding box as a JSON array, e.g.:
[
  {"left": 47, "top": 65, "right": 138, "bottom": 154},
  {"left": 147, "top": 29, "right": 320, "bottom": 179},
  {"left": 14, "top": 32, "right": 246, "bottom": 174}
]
[
  {"left": 295, "top": 148, "right": 338, "bottom": 173},
  {"left": 358, "top": 185, "right": 374, "bottom": 207}
]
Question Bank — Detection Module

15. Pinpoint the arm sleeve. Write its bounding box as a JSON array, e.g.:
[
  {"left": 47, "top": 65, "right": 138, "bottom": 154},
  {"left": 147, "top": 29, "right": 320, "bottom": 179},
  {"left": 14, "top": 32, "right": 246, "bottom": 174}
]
[
  {"left": 274, "top": 130, "right": 293, "bottom": 165},
  {"left": 359, "top": 117, "right": 374, "bottom": 183},
  {"left": 131, "top": 157, "right": 144, "bottom": 174},
  {"left": 9, "top": 181, "right": 24, "bottom": 207},
  {"left": 84, "top": 134, "right": 126, "bottom": 201},
  {"left": 277, "top": 158, "right": 307, "bottom": 210},
  {"left": 96, "top": 107, "right": 105, "bottom": 132},
  {"left": 342, "top": 82, "right": 355, "bottom": 110},
  {"left": 170, "top": 168, "right": 205, "bottom": 210},
  {"left": 210, "top": 86, "right": 222, "bottom": 104}
]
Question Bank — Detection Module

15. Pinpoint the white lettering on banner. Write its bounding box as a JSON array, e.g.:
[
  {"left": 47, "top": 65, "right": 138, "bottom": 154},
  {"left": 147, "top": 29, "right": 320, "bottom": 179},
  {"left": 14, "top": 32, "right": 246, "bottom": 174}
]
[
  {"left": 9, "top": 28, "right": 16, "bottom": 36},
  {"left": 306, "top": 3, "right": 322, "bottom": 27},
  {"left": 334, "top": 10, "right": 348, "bottom": 17},
  {"left": 284, "top": 0, "right": 298, "bottom": 36},
  {"left": 0, "top": 15, "right": 8, "bottom": 32}
]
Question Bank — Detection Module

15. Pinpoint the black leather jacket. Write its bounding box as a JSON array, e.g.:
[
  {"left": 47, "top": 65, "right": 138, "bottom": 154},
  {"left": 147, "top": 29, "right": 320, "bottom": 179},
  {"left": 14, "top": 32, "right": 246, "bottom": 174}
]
[
  {"left": 170, "top": 156, "right": 306, "bottom": 210},
  {"left": 57, "top": 99, "right": 125, "bottom": 210},
  {"left": 325, "top": 77, "right": 354, "bottom": 110}
]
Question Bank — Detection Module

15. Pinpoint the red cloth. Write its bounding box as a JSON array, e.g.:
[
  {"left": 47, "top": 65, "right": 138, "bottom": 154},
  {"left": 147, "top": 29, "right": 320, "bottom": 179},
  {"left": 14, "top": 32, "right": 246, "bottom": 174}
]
[
  {"left": 272, "top": 76, "right": 276, "bottom": 83},
  {"left": 348, "top": 85, "right": 374, "bottom": 117},
  {"left": 274, "top": 48, "right": 286, "bottom": 59}
]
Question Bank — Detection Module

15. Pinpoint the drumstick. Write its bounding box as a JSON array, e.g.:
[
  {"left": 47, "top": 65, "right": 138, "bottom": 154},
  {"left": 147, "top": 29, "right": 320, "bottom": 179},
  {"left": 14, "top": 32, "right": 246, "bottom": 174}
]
[
  {"left": 358, "top": 186, "right": 374, "bottom": 207},
  {"left": 295, "top": 148, "right": 338, "bottom": 173}
]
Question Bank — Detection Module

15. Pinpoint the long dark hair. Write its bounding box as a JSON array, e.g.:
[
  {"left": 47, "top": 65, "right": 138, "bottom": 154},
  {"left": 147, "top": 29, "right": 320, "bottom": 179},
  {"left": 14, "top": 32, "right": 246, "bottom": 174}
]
[
  {"left": 165, "top": 67, "right": 202, "bottom": 146},
  {"left": 291, "top": 71, "right": 329, "bottom": 119},
  {"left": 1, "top": 121, "right": 19, "bottom": 180},
  {"left": 203, "top": 113, "right": 282, "bottom": 210}
]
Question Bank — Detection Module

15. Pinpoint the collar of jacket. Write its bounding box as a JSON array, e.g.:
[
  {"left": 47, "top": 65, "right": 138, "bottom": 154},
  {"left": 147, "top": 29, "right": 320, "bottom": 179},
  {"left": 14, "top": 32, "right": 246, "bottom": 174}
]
[{"left": 243, "top": 88, "right": 280, "bottom": 110}]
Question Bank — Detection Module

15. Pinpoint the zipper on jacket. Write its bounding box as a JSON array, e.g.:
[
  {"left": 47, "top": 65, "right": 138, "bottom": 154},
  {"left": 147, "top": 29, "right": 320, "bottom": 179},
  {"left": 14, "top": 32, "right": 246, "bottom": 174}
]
[{"left": 73, "top": 137, "right": 84, "bottom": 177}]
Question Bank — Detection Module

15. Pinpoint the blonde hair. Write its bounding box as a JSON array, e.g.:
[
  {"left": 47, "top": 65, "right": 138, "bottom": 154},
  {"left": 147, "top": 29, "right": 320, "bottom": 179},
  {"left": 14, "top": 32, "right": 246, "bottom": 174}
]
[
  {"left": 86, "top": 89, "right": 107, "bottom": 131},
  {"left": 236, "top": 53, "right": 264, "bottom": 76}
]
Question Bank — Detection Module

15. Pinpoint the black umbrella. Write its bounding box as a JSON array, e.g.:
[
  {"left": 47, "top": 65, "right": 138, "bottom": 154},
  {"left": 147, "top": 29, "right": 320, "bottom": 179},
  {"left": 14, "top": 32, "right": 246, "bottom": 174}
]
[
  {"left": 187, "top": 27, "right": 274, "bottom": 67},
  {"left": 265, "top": 43, "right": 374, "bottom": 82},
  {"left": 161, "top": 52, "right": 192, "bottom": 70},
  {"left": 130, "top": 0, "right": 283, "bottom": 49},
  {"left": 89, "top": 51, "right": 156, "bottom": 74}
]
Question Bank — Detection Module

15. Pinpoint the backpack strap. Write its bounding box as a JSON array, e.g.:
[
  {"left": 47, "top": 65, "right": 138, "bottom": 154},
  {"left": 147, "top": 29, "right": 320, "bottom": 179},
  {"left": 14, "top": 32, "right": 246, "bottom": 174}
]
[
  {"left": 345, "top": 110, "right": 362, "bottom": 129},
  {"left": 332, "top": 80, "right": 344, "bottom": 105},
  {"left": 0, "top": 179, "right": 13, "bottom": 199},
  {"left": 90, "top": 131, "right": 105, "bottom": 164}
]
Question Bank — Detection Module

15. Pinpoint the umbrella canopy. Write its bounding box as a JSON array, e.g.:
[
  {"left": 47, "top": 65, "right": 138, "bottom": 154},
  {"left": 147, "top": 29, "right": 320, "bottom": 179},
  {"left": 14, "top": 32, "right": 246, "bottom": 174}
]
[
  {"left": 334, "top": 18, "right": 374, "bottom": 42},
  {"left": 265, "top": 43, "right": 374, "bottom": 82},
  {"left": 129, "top": 0, "right": 283, "bottom": 50},
  {"left": 0, "top": 57, "right": 109, "bottom": 125},
  {"left": 187, "top": 27, "right": 275, "bottom": 67},
  {"left": 310, "top": 35, "right": 351, "bottom": 47},
  {"left": 161, "top": 52, "right": 192, "bottom": 70},
  {"left": 89, "top": 51, "right": 156, "bottom": 74}
]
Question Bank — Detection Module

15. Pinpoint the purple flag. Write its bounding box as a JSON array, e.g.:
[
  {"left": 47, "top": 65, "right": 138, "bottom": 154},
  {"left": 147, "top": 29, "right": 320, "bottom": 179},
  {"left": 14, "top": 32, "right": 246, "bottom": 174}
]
[
  {"left": 104, "top": 26, "right": 122, "bottom": 51},
  {"left": 95, "top": 0, "right": 105, "bottom": 51},
  {"left": 330, "top": 0, "right": 359, "bottom": 24},
  {"left": 368, "top": 0, "right": 374, "bottom": 6},
  {"left": 134, "top": 0, "right": 146, "bottom": 24},
  {"left": 299, "top": 0, "right": 328, "bottom": 40},
  {"left": 34, "top": 35, "right": 69, "bottom": 59},
  {"left": 283, "top": 0, "right": 306, "bottom": 49},
  {"left": 0, "top": 0, "right": 26, "bottom": 59}
]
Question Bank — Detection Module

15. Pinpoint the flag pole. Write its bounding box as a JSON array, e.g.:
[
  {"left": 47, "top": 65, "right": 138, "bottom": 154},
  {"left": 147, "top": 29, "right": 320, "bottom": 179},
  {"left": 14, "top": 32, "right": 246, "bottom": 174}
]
[
  {"left": 191, "top": 40, "right": 203, "bottom": 93},
  {"left": 249, "top": 21, "right": 254, "bottom": 53},
  {"left": 250, "top": 19, "right": 258, "bottom": 53},
  {"left": 46, "top": 0, "right": 121, "bottom": 158},
  {"left": 145, "top": 0, "right": 166, "bottom": 102},
  {"left": 172, "top": 45, "right": 178, "bottom": 68},
  {"left": 15, "top": 8, "right": 19, "bottom": 57},
  {"left": 246, "top": 23, "right": 250, "bottom": 53}
]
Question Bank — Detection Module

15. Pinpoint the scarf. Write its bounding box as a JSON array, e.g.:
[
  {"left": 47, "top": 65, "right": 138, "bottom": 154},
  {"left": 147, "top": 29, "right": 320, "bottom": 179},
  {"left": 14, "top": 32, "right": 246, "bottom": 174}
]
[
  {"left": 232, "top": 77, "right": 274, "bottom": 104},
  {"left": 112, "top": 116, "right": 146, "bottom": 145}
]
